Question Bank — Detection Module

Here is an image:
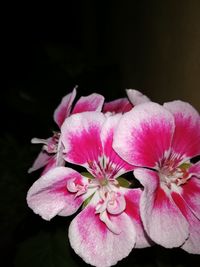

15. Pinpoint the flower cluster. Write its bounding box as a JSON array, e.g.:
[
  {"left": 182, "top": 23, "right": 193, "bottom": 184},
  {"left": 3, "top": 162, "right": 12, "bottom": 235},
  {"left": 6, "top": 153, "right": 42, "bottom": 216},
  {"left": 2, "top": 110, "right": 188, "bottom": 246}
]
[{"left": 27, "top": 87, "right": 200, "bottom": 267}]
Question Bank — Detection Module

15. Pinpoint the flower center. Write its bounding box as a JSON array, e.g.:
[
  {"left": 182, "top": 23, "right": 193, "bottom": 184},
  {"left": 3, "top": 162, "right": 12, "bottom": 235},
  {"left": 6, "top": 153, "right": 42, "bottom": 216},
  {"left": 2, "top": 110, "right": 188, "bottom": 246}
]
[
  {"left": 159, "top": 161, "right": 191, "bottom": 189},
  {"left": 99, "top": 178, "right": 108, "bottom": 186},
  {"left": 66, "top": 174, "right": 126, "bottom": 234}
]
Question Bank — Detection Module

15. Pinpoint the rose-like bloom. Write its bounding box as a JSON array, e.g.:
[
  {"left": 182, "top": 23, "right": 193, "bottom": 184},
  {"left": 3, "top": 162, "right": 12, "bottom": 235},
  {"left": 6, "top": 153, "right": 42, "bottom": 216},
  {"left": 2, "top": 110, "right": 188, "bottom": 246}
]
[
  {"left": 113, "top": 101, "right": 200, "bottom": 253},
  {"left": 103, "top": 89, "right": 150, "bottom": 114},
  {"left": 27, "top": 112, "right": 150, "bottom": 267},
  {"left": 28, "top": 87, "right": 104, "bottom": 174}
]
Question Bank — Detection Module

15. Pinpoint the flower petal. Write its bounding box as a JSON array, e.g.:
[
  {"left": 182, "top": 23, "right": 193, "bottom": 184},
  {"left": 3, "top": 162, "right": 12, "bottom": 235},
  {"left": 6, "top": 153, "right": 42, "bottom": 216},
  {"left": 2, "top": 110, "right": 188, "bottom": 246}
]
[
  {"left": 101, "top": 114, "right": 134, "bottom": 178},
  {"left": 182, "top": 212, "right": 200, "bottom": 254},
  {"left": 122, "top": 187, "right": 152, "bottom": 248},
  {"left": 103, "top": 98, "right": 132, "bottom": 114},
  {"left": 41, "top": 157, "right": 57, "bottom": 175},
  {"left": 113, "top": 102, "right": 175, "bottom": 168},
  {"left": 189, "top": 162, "right": 200, "bottom": 177},
  {"left": 27, "top": 167, "right": 88, "bottom": 220},
  {"left": 72, "top": 93, "right": 104, "bottom": 114},
  {"left": 172, "top": 192, "right": 200, "bottom": 254},
  {"left": 53, "top": 87, "right": 77, "bottom": 128},
  {"left": 28, "top": 151, "right": 52, "bottom": 173},
  {"left": 164, "top": 100, "right": 200, "bottom": 158},
  {"left": 180, "top": 177, "right": 200, "bottom": 220},
  {"left": 61, "top": 112, "right": 105, "bottom": 168},
  {"left": 68, "top": 194, "right": 136, "bottom": 267},
  {"left": 126, "top": 89, "right": 151, "bottom": 106},
  {"left": 134, "top": 168, "right": 189, "bottom": 248}
]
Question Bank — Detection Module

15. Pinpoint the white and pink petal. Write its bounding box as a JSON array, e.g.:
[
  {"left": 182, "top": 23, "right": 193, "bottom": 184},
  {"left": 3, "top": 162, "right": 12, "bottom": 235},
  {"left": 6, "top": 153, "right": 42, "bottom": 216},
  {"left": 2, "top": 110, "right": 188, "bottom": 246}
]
[
  {"left": 53, "top": 87, "right": 77, "bottom": 128},
  {"left": 172, "top": 191, "right": 200, "bottom": 254},
  {"left": 28, "top": 151, "right": 52, "bottom": 173},
  {"left": 134, "top": 168, "right": 189, "bottom": 248},
  {"left": 27, "top": 167, "right": 89, "bottom": 220},
  {"left": 180, "top": 176, "right": 200, "bottom": 220},
  {"left": 189, "top": 162, "right": 200, "bottom": 178},
  {"left": 113, "top": 102, "right": 175, "bottom": 168},
  {"left": 103, "top": 98, "right": 132, "bottom": 114},
  {"left": 61, "top": 112, "right": 105, "bottom": 169},
  {"left": 101, "top": 114, "right": 135, "bottom": 179},
  {"left": 41, "top": 156, "right": 57, "bottom": 175},
  {"left": 181, "top": 213, "right": 200, "bottom": 254},
  {"left": 126, "top": 89, "right": 151, "bottom": 106},
  {"left": 68, "top": 193, "right": 136, "bottom": 267},
  {"left": 164, "top": 100, "right": 200, "bottom": 159},
  {"left": 122, "top": 188, "right": 152, "bottom": 248},
  {"left": 72, "top": 93, "right": 104, "bottom": 114}
]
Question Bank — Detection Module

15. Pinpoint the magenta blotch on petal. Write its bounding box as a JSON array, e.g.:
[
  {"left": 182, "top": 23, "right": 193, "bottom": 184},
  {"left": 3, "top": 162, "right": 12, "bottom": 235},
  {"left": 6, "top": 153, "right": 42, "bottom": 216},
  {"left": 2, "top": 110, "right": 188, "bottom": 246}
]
[
  {"left": 113, "top": 102, "right": 175, "bottom": 168},
  {"left": 100, "top": 114, "right": 135, "bottom": 178},
  {"left": 61, "top": 112, "right": 105, "bottom": 167}
]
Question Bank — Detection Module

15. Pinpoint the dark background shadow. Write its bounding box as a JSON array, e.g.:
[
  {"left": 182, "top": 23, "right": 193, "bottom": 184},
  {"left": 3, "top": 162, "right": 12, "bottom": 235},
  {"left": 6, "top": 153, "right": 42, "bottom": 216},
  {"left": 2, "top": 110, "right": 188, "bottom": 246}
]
[{"left": 2, "top": 1, "right": 200, "bottom": 266}]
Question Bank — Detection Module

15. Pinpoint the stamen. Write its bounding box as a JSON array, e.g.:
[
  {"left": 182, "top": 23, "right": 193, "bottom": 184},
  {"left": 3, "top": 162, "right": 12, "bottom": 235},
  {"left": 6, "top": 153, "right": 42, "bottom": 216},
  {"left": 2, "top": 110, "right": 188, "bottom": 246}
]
[
  {"left": 66, "top": 179, "right": 88, "bottom": 198},
  {"left": 159, "top": 156, "right": 191, "bottom": 189},
  {"left": 31, "top": 137, "right": 49, "bottom": 145},
  {"left": 95, "top": 190, "right": 126, "bottom": 234}
]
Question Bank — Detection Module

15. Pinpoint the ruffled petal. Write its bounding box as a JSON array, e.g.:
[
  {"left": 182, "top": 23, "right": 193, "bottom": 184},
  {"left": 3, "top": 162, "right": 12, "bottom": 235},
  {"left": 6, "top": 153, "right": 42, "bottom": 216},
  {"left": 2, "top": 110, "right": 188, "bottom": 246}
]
[
  {"left": 172, "top": 192, "right": 200, "bottom": 254},
  {"left": 122, "top": 188, "right": 152, "bottom": 248},
  {"left": 113, "top": 102, "right": 175, "bottom": 168},
  {"left": 61, "top": 112, "right": 105, "bottom": 169},
  {"left": 164, "top": 100, "right": 200, "bottom": 158},
  {"left": 27, "top": 167, "right": 88, "bottom": 220},
  {"left": 134, "top": 168, "right": 189, "bottom": 248},
  {"left": 101, "top": 114, "right": 134, "bottom": 179},
  {"left": 53, "top": 88, "right": 77, "bottom": 128},
  {"left": 103, "top": 98, "right": 132, "bottom": 114},
  {"left": 68, "top": 194, "right": 136, "bottom": 267},
  {"left": 72, "top": 93, "right": 104, "bottom": 114},
  {"left": 126, "top": 89, "right": 151, "bottom": 106}
]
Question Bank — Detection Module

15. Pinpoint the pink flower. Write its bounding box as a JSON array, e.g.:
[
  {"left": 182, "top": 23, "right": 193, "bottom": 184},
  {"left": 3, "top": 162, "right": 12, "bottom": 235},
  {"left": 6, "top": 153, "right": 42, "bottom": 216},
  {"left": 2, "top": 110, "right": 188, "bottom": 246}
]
[
  {"left": 103, "top": 89, "right": 150, "bottom": 114},
  {"left": 113, "top": 101, "right": 200, "bottom": 253},
  {"left": 28, "top": 87, "right": 104, "bottom": 174},
  {"left": 27, "top": 111, "right": 150, "bottom": 267},
  {"left": 28, "top": 88, "right": 149, "bottom": 175}
]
